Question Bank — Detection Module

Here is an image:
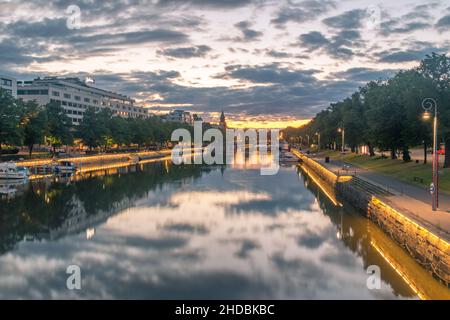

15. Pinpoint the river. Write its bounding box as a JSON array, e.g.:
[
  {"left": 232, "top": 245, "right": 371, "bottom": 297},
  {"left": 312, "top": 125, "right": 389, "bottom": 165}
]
[{"left": 0, "top": 159, "right": 448, "bottom": 299}]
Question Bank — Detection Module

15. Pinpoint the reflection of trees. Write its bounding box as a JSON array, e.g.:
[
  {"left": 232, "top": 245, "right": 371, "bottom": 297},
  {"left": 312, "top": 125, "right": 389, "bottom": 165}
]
[
  {"left": 297, "top": 167, "right": 415, "bottom": 298},
  {"left": 0, "top": 162, "right": 211, "bottom": 255}
]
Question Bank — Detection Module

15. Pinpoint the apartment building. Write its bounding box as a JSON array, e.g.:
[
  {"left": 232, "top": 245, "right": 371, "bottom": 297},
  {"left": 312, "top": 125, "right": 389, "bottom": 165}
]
[
  {"left": 165, "top": 110, "right": 193, "bottom": 124},
  {"left": 17, "top": 77, "right": 149, "bottom": 125},
  {"left": 0, "top": 75, "right": 17, "bottom": 98}
]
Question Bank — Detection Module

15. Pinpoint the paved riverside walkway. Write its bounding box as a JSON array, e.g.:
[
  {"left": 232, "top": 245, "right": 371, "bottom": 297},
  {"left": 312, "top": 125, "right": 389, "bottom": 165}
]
[{"left": 306, "top": 152, "right": 450, "bottom": 241}]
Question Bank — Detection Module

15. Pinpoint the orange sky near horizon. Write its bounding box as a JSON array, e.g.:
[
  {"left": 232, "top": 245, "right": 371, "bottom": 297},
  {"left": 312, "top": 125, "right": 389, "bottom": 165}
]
[{"left": 227, "top": 119, "right": 312, "bottom": 129}]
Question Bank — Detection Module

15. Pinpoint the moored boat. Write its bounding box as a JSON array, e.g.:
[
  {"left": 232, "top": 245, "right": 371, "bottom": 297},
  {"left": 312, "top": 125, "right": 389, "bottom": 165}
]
[
  {"left": 0, "top": 163, "right": 30, "bottom": 180},
  {"left": 280, "top": 152, "right": 299, "bottom": 163},
  {"left": 55, "top": 161, "right": 77, "bottom": 172}
]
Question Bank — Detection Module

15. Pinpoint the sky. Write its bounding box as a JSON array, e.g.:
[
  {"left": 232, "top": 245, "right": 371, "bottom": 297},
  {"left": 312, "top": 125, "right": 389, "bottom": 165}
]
[{"left": 0, "top": 0, "right": 449, "bottom": 128}]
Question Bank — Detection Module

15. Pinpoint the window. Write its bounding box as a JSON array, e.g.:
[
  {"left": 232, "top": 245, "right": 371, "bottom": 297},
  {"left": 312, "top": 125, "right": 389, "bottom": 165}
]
[
  {"left": 64, "top": 93, "right": 71, "bottom": 99},
  {"left": 84, "top": 97, "right": 90, "bottom": 103},
  {"left": 19, "top": 89, "right": 43, "bottom": 95},
  {"left": 62, "top": 101, "right": 67, "bottom": 106},
  {"left": 74, "top": 95, "right": 81, "bottom": 101},
  {"left": 93, "top": 99, "right": 98, "bottom": 104},
  {"left": 1, "top": 79, "right": 12, "bottom": 86},
  {"left": 52, "top": 91, "right": 60, "bottom": 97}
]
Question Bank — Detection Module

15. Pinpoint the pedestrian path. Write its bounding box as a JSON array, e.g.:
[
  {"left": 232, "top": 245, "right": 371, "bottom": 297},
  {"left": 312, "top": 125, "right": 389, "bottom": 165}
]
[{"left": 311, "top": 154, "right": 450, "bottom": 241}]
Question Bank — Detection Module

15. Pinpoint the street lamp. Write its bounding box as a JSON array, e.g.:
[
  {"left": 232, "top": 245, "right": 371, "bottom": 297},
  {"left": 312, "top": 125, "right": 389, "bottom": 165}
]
[
  {"left": 337, "top": 125, "right": 345, "bottom": 153},
  {"left": 315, "top": 132, "right": 321, "bottom": 153},
  {"left": 422, "top": 98, "right": 438, "bottom": 211}
]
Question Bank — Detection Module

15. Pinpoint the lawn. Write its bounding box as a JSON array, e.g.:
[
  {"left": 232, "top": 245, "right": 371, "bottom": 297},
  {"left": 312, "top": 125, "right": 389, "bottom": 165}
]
[{"left": 322, "top": 150, "right": 450, "bottom": 194}]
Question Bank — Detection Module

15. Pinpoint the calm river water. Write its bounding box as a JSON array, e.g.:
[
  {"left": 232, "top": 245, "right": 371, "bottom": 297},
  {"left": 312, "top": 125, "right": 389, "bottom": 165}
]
[{"left": 0, "top": 160, "right": 448, "bottom": 299}]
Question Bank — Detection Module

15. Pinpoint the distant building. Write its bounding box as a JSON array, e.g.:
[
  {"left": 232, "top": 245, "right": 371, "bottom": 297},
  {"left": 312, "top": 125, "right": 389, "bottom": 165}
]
[
  {"left": 0, "top": 75, "right": 17, "bottom": 98},
  {"left": 193, "top": 114, "right": 203, "bottom": 122},
  {"left": 219, "top": 111, "right": 227, "bottom": 130},
  {"left": 17, "top": 77, "right": 149, "bottom": 125},
  {"left": 165, "top": 110, "right": 193, "bottom": 124}
]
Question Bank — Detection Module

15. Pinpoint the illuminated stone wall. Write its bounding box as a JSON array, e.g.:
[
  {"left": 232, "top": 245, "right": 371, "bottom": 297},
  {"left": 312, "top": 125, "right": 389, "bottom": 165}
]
[
  {"left": 294, "top": 149, "right": 450, "bottom": 287},
  {"left": 291, "top": 150, "right": 338, "bottom": 187},
  {"left": 367, "top": 197, "right": 450, "bottom": 286}
]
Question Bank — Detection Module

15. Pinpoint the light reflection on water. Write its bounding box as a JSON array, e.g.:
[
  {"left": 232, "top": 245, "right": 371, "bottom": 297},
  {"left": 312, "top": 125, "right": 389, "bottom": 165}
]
[{"left": 0, "top": 161, "right": 448, "bottom": 299}]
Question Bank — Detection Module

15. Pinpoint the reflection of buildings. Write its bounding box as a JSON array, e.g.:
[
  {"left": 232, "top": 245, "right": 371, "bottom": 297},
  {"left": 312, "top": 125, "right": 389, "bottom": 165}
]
[
  {"left": 47, "top": 195, "right": 137, "bottom": 240},
  {"left": 0, "top": 162, "right": 211, "bottom": 252},
  {"left": 17, "top": 77, "right": 149, "bottom": 125}
]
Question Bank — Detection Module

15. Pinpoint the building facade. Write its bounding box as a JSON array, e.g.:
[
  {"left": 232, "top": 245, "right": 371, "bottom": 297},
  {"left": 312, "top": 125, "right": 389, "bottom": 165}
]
[
  {"left": 165, "top": 110, "right": 193, "bottom": 124},
  {"left": 0, "top": 75, "right": 17, "bottom": 98},
  {"left": 17, "top": 77, "right": 149, "bottom": 125}
]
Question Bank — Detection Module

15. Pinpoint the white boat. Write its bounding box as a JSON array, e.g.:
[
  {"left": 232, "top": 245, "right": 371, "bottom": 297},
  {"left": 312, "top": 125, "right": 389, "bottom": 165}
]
[
  {"left": 280, "top": 142, "right": 290, "bottom": 151},
  {"left": 55, "top": 161, "right": 77, "bottom": 172},
  {"left": 0, "top": 163, "right": 30, "bottom": 180},
  {"left": 280, "top": 152, "right": 299, "bottom": 163}
]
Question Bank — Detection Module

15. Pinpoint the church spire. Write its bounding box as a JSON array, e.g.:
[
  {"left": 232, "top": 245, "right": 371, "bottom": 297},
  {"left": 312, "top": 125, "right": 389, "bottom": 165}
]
[{"left": 219, "top": 110, "right": 227, "bottom": 129}]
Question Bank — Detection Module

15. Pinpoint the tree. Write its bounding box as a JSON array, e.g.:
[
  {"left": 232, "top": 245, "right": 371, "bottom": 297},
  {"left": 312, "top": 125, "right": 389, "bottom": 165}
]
[
  {"left": 109, "top": 117, "right": 132, "bottom": 147},
  {"left": 77, "top": 107, "right": 111, "bottom": 150},
  {"left": 0, "top": 89, "right": 22, "bottom": 153},
  {"left": 46, "top": 101, "right": 73, "bottom": 155},
  {"left": 418, "top": 53, "right": 450, "bottom": 167},
  {"left": 21, "top": 100, "right": 48, "bottom": 156}
]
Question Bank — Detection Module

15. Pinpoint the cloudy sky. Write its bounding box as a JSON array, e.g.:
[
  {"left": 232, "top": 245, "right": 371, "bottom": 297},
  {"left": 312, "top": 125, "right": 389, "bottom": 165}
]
[{"left": 1, "top": 0, "right": 449, "bottom": 128}]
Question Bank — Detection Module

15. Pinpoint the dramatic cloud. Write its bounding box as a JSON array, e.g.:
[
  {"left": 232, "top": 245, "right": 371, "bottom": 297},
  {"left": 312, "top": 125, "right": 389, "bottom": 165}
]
[
  {"left": 157, "top": 45, "right": 212, "bottom": 58},
  {"left": 322, "top": 9, "right": 366, "bottom": 29},
  {"left": 271, "top": 0, "right": 336, "bottom": 28},
  {"left": 0, "top": 0, "right": 448, "bottom": 125},
  {"left": 234, "top": 21, "right": 263, "bottom": 41},
  {"left": 436, "top": 15, "right": 450, "bottom": 31}
]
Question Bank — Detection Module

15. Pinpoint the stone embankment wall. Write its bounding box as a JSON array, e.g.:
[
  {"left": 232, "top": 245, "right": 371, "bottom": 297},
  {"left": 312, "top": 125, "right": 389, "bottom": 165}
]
[{"left": 294, "top": 149, "right": 450, "bottom": 287}]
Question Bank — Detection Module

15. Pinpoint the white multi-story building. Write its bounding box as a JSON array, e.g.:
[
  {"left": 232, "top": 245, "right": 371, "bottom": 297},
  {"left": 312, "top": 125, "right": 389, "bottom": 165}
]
[
  {"left": 0, "top": 75, "right": 17, "bottom": 98},
  {"left": 165, "top": 110, "right": 193, "bottom": 124},
  {"left": 17, "top": 77, "right": 149, "bottom": 125}
]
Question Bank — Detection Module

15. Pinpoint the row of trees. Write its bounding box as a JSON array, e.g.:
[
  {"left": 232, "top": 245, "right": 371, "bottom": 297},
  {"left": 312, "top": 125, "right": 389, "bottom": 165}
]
[
  {"left": 0, "top": 90, "right": 191, "bottom": 156},
  {"left": 283, "top": 53, "right": 450, "bottom": 167}
]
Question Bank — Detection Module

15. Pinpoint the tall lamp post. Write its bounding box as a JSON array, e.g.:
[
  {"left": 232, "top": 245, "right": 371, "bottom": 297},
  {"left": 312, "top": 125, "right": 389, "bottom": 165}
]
[
  {"left": 422, "top": 98, "right": 438, "bottom": 211},
  {"left": 337, "top": 124, "right": 345, "bottom": 153},
  {"left": 315, "top": 132, "right": 321, "bottom": 153}
]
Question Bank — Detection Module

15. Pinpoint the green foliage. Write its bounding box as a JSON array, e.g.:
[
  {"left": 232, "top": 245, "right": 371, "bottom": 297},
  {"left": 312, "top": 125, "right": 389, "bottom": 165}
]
[
  {"left": 283, "top": 53, "right": 450, "bottom": 163},
  {"left": 22, "top": 100, "right": 48, "bottom": 156},
  {"left": 0, "top": 89, "right": 23, "bottom": 149},
  {"left": 0, "top": 89, "right": 190, "bottom": 154},
  {"left": 46, "top": 101, "right": 73, "bottom": 152}
]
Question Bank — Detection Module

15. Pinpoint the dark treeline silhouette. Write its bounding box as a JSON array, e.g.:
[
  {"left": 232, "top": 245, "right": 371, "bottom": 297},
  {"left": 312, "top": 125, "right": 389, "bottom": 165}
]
[
  {"left": 283, "top": 53, "right": 450, "bottom": 166},
  {"left": 0, "top": 92, "right": 192, "bottom": 156}
]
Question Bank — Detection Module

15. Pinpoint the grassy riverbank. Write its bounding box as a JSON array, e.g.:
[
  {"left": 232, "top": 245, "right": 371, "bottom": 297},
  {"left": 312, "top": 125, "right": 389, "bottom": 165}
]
[{"left": 322, "top": 150, "right": 450, "bottom": 194}]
